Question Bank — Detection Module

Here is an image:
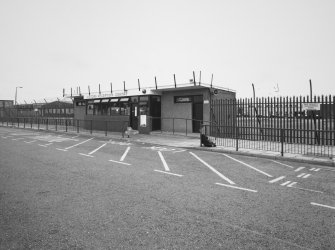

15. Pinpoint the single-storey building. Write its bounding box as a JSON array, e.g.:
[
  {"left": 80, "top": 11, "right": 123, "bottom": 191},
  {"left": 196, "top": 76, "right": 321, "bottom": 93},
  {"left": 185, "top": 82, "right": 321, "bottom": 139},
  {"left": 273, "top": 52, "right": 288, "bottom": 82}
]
[{"left": 72, "top": 83, "right": 235, "bottom": 134}]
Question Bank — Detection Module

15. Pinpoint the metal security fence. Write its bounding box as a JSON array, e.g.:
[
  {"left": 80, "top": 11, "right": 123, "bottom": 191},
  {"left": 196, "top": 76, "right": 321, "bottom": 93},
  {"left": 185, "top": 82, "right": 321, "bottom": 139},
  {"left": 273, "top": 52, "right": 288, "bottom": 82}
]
[
  {"left": 208, "top": 95, "right": 335, "bottom": 158},
  {"left": 0, "top": 117, "right": 128, "bottom": 138}
]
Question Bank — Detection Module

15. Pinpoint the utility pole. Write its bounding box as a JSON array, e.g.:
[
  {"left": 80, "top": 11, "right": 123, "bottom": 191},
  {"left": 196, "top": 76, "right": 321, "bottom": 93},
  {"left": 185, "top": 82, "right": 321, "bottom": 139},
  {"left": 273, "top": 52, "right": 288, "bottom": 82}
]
[{"left": 15, "top": 86, "right": 23, "bottom": 105}]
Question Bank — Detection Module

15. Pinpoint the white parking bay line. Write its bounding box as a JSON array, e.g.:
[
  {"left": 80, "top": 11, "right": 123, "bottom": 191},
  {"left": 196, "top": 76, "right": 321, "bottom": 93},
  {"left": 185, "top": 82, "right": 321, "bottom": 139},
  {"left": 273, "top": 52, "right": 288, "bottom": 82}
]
[
  {"left": 88, "top": 143, "right": 107, "bottom": 155},
  {"left": 190, "top": 152, "right": 235, "bottom": 185},
  {"left": 311, "top": 202, "right": 335, "bottom": 210},
  {"left": 79, "top": 153, "right": 94, "bottom": 157},
  {"left": 56, "top": 148, "right": 67, "bottom": 151},
  {"left": 216, "top": 183, "right": 257, "bottom": 193},
  {"left": 294, "top": 167, "right": 305, "bottom": 172},
  {"left": 64, "top": 138, "right": 94, "bottom": 150},
  {"left": 38, "top": 143, "right": 53, "bottom": 147},
  {"left": 269, "top": 176, "right": 286, "bottom": 183},
  {"left": 222, "top": 153, "right": 273, "bottom": 178},
  {"left": 287, "top": 182, "right": 297, "bottom": 187},
  {"left": 280, "top": 181, "right": 292, "bottom": 186},
  {"left": 154, "top": 170, "right": 183, "bottom": 177},
  {"left": 158, "top": 151, "right": 170, "bottom": 172},
  {"left": 120, "top": 147, "right": 131, "bottom": 162},
  {"left": 24, "top": 140, "right": 37, "bottom": 144},
  {"left": 271, "top": 160, "right": 294, "bottom": 169},
  {"left": 109, "top": 160, "right": 131, "bottom": 166},
  {"left": 302, "top": 174, "right": 311, "bottom": 179}
]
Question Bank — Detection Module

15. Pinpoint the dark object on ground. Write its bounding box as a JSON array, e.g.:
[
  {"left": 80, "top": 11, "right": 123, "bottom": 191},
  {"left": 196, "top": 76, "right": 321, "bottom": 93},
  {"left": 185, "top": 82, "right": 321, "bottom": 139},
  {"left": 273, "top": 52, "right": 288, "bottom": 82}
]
[{"left": 201, "top": 134, "right": 216, "bottom": 147}]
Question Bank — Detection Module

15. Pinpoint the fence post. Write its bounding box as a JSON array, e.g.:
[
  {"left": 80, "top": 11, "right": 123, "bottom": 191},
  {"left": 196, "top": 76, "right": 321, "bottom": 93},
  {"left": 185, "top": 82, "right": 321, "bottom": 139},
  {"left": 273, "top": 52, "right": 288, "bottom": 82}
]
[
  {"left": 55, "top": 119, "right": 57, "bottom": 131},
  {"left": 186, "top": 119, "right": 188, "bottom": 136},
  {"left": 65, "top": 119, "right": 68, "bottom": 132},
  {"left": 280, "top": 129, "right": 285, "bottom": 156},
  {"left": 172, "top": 118, "right": 175, "bottom": 134},
  {"left": 236, "top": 127, "right": 239, "bottom": 151},
  {"left": 46, "top": 119, "right": 49, "bottom": 130},
  {"left": 105, "top": 121, "right": 107, "bottom": 136},
  {"left": 90, "top": 120, "right": 93, "bottom": 134},
  {"left": 38, "top": 118, "right": 40, "bottom": 130}
]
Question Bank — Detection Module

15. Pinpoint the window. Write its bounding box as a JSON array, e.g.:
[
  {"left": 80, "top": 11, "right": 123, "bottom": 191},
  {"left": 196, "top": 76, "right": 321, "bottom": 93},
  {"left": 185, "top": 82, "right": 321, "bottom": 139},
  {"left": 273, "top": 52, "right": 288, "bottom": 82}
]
[
  {"left": 120, "top": 102, "right": 130, "bottom": 115},
  {"left": 87, "top": 102, "right": 94, "bottom": 115}
]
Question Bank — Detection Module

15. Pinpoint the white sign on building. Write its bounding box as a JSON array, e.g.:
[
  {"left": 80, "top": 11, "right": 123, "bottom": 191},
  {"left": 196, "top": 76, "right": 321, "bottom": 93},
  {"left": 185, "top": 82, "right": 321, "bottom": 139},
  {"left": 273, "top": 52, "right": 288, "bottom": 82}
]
[{"left": 301, "top": 103, "right": 321, "bottom": 111}]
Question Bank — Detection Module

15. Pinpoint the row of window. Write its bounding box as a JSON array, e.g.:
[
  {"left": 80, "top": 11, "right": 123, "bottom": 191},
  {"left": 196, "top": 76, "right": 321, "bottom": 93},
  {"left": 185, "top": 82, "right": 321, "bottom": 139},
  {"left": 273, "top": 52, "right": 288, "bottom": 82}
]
[
  {"left": 77, "top": 96, "right": 160, "bottom": 116},
  {"left": 41, "top": 108, "right": 74, "bottom": 115}
]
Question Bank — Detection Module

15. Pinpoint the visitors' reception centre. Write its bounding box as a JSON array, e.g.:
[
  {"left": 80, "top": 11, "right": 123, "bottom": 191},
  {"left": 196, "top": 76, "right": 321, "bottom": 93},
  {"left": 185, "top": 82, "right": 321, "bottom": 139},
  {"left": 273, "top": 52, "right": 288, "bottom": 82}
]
[{"left": 71, "top": 82, "right": 235, "bottom": 134}]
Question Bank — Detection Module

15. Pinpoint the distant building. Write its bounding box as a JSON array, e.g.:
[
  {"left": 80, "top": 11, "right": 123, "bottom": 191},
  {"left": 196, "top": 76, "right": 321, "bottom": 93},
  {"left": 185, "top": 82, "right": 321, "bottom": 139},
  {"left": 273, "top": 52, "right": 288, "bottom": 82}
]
[
  {"left": 0, "top": 98, "right": 74, "bottom": 118},
  {"left": 0, "top": 100, "right": 14, "bottom": 118}
]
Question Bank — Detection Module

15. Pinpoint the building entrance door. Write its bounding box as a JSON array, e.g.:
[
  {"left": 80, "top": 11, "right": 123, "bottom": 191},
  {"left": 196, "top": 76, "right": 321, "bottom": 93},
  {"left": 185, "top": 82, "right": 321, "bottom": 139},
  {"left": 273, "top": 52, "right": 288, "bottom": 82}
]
[
  {"left": 192, "top": 95, "right": 203, "bottom": 133},
  {"left": 130, "top": 104, "right": 138, "bottom": 130}
]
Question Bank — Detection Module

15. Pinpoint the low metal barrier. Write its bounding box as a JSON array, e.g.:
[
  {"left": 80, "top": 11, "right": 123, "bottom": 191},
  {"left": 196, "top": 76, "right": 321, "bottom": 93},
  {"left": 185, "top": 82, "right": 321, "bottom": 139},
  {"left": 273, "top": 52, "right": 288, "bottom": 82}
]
[
  {"left": 0, "top": 117, "right": 128, "bottom": 138},
  {"left": 202, "top": 124, "right": 335, "bottom": 158}
]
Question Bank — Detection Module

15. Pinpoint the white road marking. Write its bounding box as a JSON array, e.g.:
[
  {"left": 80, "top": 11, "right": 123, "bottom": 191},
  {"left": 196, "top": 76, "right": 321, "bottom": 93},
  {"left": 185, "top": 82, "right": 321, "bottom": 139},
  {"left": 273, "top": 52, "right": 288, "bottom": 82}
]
[
  {"left": 158, "top": 151, "right": 170, "bottom": 172},
  {"left": 311, "top": 202, "right": 335, "bottom": 210},
  {"left": 297, "top": 173, "right": 307, "bottom": 178},
  {"left": 71, "top": 135, "right": 80, "bottom": 138},
  {"left": 290, "top": 186, "right": 323, "bottom": 193},
  {"left": 120, "top": 146, "right": 131, "bottom": 162},
  {"left": 12, "top": 138, "right": 24, "bottom": 141},
  {"left": 79, "top": 153, "right": 94, "bottom": 158},
  {"left": 294, "top": 167, "right": 305, "bottom": 172},
  {"left": 64, "top": 138, "right": 94, "bottom": 150},
  {"left": 314, "top": 168, "right": 320, "bottom": 172},
  {"left": 271, "top": 160, "right": 294, "bottom": 169},
  {"left": 173, "top": 149, "right": 187, "bottom": 153},
  {"left": 302, "top": 174, "right": 311, "bottom": 179},
  {"left": 310, "top": 168, "right": 315, "bottom": 171},
  {"left": 269, "top": 176, "right": 286, "bottom": 183},
  {"left": 109, "top": 160, "right": 131, "bottom": 166},
  {"left": 154, "top": 170, "right": 183, "bottom": 177},
  {"left": 24, "top": 140, "right": 37, "bottom": 144},
  {"left": 38, "top": 143, "right": 53, "bottom": 147},
  {"left": 109, "top": 140, "right": 132, "bottom": 146},
  {"left": 216, "top": 183, "right": 258, "bottom": 193},
  {"left": 280, "top": 181, "right": 292, "bottom": 186},
  {"left": 287, "top": 182, "right": 297, "bottom": 187},
  {"left": 222, "top": 153, "right": 273, "bottom": 178},
  {"left": 56, "top": 148, "right": 67, "bottom": 151},
  {"left": 88, "top": 143, "right": 107, "bottom": 155},
  {"left": 190, "top": 152, "right": 235, "bottom": 185}
]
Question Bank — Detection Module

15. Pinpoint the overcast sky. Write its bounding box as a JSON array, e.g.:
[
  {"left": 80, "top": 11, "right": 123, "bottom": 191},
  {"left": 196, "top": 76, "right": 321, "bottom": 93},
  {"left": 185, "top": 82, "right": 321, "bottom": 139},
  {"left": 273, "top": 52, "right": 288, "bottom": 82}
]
[{"left": 1, "top": 0, "right": 334, "bottom": 103}]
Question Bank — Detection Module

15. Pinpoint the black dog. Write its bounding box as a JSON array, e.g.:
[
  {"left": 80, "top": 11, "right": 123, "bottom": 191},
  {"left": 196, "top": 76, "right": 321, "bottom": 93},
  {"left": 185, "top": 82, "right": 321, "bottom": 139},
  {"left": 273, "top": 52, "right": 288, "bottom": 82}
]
[{"left": 201, "top": 134, "right": 216, "bottom": 147}]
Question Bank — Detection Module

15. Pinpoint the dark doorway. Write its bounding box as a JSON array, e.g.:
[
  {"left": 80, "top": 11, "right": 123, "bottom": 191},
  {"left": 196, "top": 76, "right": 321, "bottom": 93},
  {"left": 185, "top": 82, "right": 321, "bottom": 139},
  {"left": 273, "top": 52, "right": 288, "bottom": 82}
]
[
  {"left": 192, "top": 95, "right": 203, "bottom": 133},
  {"left": 130, "top": 104, "right": 138, "bottom": 130},
  {"left": 150, "top": 96, "right": 161, "bottom": 130}
]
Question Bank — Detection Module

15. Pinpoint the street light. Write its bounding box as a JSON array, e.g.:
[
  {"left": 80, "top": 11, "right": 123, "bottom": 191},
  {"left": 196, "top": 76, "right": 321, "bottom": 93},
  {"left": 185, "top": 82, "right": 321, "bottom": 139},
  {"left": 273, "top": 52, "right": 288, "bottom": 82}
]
[{"left": 15, "top": 86, "right": 23, "bottom": 105}]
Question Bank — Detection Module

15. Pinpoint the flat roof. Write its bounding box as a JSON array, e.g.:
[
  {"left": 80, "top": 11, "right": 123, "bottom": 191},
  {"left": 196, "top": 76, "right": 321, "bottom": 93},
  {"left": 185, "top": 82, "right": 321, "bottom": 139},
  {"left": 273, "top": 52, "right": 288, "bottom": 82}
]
[{"left": 70, "top": 82, "right": 235, "bottom": 100}]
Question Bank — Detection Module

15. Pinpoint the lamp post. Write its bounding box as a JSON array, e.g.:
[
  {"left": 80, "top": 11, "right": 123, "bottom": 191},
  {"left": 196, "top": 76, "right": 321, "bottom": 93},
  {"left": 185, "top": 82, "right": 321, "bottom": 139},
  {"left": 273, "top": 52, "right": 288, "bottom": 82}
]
[{"left": 15, "top": 86, "right": 23, "bottom": 105}]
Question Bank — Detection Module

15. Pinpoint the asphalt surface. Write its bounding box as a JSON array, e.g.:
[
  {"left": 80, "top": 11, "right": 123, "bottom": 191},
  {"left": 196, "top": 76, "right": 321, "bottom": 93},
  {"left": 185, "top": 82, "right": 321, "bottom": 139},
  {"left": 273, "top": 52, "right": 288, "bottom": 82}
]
[{"left": 0, "top": 127, "right": 334, "bottom": 249}]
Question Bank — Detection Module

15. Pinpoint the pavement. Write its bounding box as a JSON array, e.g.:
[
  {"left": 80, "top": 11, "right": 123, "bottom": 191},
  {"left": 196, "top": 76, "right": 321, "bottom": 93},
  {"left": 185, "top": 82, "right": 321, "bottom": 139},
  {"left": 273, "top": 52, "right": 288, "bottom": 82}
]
[
  {"left": 133, "top": 132, "right": 335, "bottom": 167},
  {"left": 1, "top": 124, "right": 335, "bottom": 167}
]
